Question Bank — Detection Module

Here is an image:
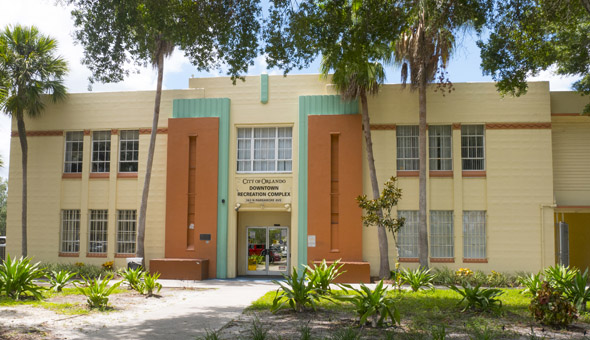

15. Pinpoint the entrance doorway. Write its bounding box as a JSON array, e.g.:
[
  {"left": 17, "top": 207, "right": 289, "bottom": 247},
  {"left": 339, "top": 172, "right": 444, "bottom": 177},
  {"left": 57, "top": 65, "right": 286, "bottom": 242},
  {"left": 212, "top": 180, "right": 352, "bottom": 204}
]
[{"left": 247, "top": 226, "right": 289, "bottom": 275}]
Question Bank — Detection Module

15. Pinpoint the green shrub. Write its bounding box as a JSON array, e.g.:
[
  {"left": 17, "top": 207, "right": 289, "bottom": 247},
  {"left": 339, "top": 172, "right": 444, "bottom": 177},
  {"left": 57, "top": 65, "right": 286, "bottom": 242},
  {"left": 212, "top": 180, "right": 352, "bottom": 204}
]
[
  {"left": 119, "top": 266, "right": 144, "bottom": 291},
  {"left": 42, "top": 262, "right": 108, "bottom": 279},
  {"left": 272, "top": 267, "right": 319, "bottom": 312},
  {"left": 432, "top": 267, "right": 457, "bottom": 286},
  {"left": 487, "top": 270, "right": 509, "bottom": 287},
  {"left": 530, "top": 281, "right": 577, "bottom": 327},
  {"left": 448, "top": 282, "right": 503, "bottom": 312},
  {"left": 75, "top": 274, "right": 122, "bottom": 310},
  {"left": 0, "top": 254, "right": 46, "bottom": 300},
  {"left": 304, "top": 259, "right": 344, "bottom": 294},
  {"left": 563, "top": 269, "right": 590, "bottom": 312},
  {"left": 47, "top": 270, "right": 78, "bottom": 293},
  {"left": 139, "top": 272, "right": 162, "bottom": 297},
  {"left": 339, "top": 280, "right": 400, "bottom": 327},
  {"left": 518, "top": 272, "right": 543, "bottom": 296},
  {"left": 544, "top": 264, "right": 578, "bottom": 293},
  {"left": 400, "top": 267, "right": 434, "bottom": 292}
]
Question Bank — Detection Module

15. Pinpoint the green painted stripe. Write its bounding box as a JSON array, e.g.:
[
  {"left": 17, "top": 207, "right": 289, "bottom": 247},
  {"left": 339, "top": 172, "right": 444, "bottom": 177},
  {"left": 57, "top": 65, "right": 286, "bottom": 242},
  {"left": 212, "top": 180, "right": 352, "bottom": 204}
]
[
  {"left": 261, "top": 74, "right": 269, "bottom": 104},
  {"left": 297, "top": 95, "right": 358, "bottom": 270},
  {"left": 172, "top": 98, "right": 231, "bottom": 279}
]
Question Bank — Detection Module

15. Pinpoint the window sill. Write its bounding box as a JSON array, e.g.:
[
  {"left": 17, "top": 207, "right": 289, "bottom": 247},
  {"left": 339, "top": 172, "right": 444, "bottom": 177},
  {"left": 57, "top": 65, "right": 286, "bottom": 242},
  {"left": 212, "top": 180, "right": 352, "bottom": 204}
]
[
  {"left": 398, "top": 257, "right": 419, "bottom": 263},
  {"left": 397, "top": 171, "right": 419, "bottom": 177},
  {"left": 87, "top": 253, "right": 107, "bottom": 258},
  {"left": 90, "top": 173, "right": 110, "bottom": 179},
  {"left": 62, "top": 173, "right": 82, "bottom": 179},
  {"left": 430, "top": 257, "right": 454, "bottom": 263},
  {"left": 463, "top": 258, "right": 488, "bottom": 263},
  {"left": 115, "top": 253, "right": 136, "bottom": 258},
  {"left": 58, "top": 252, "right": 79, "bottom": 257},
  {"left": 117, "top": 172, "right": 138, "bottom": 178},
  {"left": 462, "top": 171, "right": 486, "bottom": 178},
  {"left": 429, "top": 171, "right": 453, "bottom": 177}
]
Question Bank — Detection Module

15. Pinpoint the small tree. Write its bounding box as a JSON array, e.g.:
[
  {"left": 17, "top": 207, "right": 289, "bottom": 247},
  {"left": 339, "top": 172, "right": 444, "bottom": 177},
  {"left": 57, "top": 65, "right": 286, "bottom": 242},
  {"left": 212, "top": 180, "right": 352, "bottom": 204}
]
[{"left": 356, "top": 177, "right": 405, "bottom": 265}]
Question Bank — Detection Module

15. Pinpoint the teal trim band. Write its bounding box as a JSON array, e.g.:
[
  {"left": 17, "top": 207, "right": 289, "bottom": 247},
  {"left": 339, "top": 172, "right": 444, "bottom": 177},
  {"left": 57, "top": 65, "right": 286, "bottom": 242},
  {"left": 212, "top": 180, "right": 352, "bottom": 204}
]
[
  {"left": 261, "top": 74, "right": 269, "bottom": 104},
  {"left": 172, "top": 98, "right": 230, "bottom": 279},
  {"left": 297, "top": 95, "right": 358, "bottom": 270}
]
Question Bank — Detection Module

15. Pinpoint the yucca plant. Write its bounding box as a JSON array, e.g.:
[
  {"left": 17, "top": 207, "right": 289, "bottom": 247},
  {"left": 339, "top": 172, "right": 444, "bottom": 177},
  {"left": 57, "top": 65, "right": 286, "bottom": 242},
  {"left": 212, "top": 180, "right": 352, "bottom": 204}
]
[
  {"left": 448, "top": 282, "right": 503, "bottom": 312},
  {"left": 75, "top": 274, "right": 122, "bottom": 310},
  {"left": 139, "top": 272, "right": 162, "bottom": 297},
  {"left": 518, "top": 272, "right": 543, "bottom": 296},
  {"left": 544, "top": 264, "right": 578, "bottom": 293},
  {"left": 304, "top": 259, "right": 345, "bottom": 294},
  {"left": 0, "top": 254, "right": 46, "bottom": 300},
  {"left": 271, "top": 267, "right": 319, "bottom": 313},
  {"left": 338, "top": 280, "right": 400, "bottom": 327},
  {"left": 119, "top": 266, "right": 145, "bottom": 291},
  {"left": 47, "top": 270, "right": 78, "bottom": 292},
  {"left": 564, "top": 269, "right": 590, "bottom": 312},
  {"left": 399, "top": 267, "right": 434, "bottom": 292}
]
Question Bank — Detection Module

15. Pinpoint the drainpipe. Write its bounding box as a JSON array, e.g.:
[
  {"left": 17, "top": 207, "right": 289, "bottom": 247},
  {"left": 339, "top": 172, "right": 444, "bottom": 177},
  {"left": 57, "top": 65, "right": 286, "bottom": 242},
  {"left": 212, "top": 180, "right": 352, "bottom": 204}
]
[{"left": 540, "top": 203, "right": 557, "bottom": 269}]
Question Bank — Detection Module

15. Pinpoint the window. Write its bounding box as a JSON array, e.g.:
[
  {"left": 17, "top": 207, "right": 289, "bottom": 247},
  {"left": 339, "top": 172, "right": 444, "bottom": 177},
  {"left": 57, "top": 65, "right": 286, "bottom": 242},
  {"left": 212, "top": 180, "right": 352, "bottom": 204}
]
[
  {"left": 60, "top": 210, "right": 80, "bottom": 253},
  {"left": 397, "top": 210, "right": 419, "bottom": 258},
  {"left": 429, "top": 126, "right": 452, "bottom": 171},
  {"left": 430, "top": 211, "right": 454, "bottom": 258},
  {"left": 64, "top": 131, "right": 84, "bottom": 173},
  {"left": 117, "top": 210, "right": 136, "bottom": 254},
  {"left": 119, "top": 130, "right": 139, "bottom": 172},
  {"left": 237, "top": 127, "right": 292, "bottom": 173},
  {"left": 461, "top": 125, "right": 485, "bottom": 170},
  {"left": 463, "top": 211, "right": 486, "bottom": 259},
  {"left": 397, "top": 126, "right": 419, "bottom": 171},
  {"left": 88, "top": 210, "right": 108, "bottom": 254},
  {"left": 91, "top": 131, "right": 111, "bottom": 173}
]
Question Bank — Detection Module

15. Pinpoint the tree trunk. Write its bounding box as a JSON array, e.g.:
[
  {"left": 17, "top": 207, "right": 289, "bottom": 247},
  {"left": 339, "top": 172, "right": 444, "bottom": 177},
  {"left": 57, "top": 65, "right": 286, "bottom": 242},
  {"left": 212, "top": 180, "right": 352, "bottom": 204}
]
[
  {"left": 136, "top": 49, "right": 165, "bottom": 264},
  {"left": 418, "top": 74, "right": 428, "bottom": 269},
  {"left": 17, "top": 115, "right": 28, "bottom": 257},
  {"left": 360, "top": 92, "right": 390, "bottom": 278}
]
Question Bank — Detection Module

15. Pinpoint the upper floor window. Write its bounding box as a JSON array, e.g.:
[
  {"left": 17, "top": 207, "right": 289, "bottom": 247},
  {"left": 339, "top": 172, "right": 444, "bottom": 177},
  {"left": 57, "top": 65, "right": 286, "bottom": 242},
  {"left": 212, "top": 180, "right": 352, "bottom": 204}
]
[
  {"left": 397, "top": 126, "right": 419, "bottom": 171},
  {"left": 91, "top": 131, "right": 111, "bottom": 173},
  {"left": 119, "top": 130, "right": 139, "bottom": 173},
  {"left": 461, "top": 125, "right": 485, "bottom": 170},
  {"left": 237, "top": 127, "right": 292, "bottom": 173},
  {"left": 64, "top": 131, "right": 84, "bottom": 173},
  {"left": 429, "top": 125, "right": 452, "bottom": 171}
]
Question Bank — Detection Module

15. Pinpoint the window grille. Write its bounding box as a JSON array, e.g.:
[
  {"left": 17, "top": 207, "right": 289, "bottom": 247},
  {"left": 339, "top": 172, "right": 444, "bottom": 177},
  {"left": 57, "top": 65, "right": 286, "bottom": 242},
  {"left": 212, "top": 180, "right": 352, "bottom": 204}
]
[
  {"left": 461, "top": 125, "right": 485, "bottom": 170},
  {"left": 89, "top": 210, "right": 108, "bottom": 254},
  {"left": 397, "top": 210, "right": 419, "bottom": 258},
  {"left": 64, "top": 131, "right": 84, "bottom": 173},
  {"left": 119, "top": 130, "right": 139, "bottom": 172},
  {"left": 237, "top": 127, "right": 292, "bottom": 173},
  {"left": 397, "top": 126, "right": 419, "bottom": 171},
  {"left": 60, "top": 210, "right": 80, "bottom": 253},
  {"left": 91, "top": 131, "right": 111, "bottom": 173},
  {"left": 117, "top": 210, "right": 136, "bottom": 254},
  {"left": 429, "top": 126, "right": 452, "bottom": 171},
  {"left": 463, "top": 211, "right": 486, "bottom": 259},
  {"left": 430, "top": 211, "right": 454, "bottom": 258}
]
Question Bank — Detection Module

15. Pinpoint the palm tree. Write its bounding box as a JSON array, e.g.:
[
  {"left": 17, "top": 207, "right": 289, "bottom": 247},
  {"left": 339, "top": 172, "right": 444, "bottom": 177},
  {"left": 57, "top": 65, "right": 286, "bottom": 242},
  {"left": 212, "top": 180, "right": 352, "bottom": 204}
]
[
  {"left": 393, "top": 0, "right": 488, "bottom": 268},
  {"left": 0, "top": 25, "right": 68, "bottom": 256}
]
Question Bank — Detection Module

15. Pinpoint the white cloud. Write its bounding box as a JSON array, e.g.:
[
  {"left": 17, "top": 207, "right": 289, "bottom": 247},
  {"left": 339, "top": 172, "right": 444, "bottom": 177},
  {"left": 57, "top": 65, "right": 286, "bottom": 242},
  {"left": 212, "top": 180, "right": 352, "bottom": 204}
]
[{"left": 528, "top": 66, "right": 581, "bottom": 91}]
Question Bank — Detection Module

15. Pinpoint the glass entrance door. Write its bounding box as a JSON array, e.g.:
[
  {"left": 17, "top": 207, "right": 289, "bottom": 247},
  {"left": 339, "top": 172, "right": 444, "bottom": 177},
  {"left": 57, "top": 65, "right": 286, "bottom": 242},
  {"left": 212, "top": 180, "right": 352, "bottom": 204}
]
[{"left": 247, "top": 226, "right": 289, "bottom": 275}]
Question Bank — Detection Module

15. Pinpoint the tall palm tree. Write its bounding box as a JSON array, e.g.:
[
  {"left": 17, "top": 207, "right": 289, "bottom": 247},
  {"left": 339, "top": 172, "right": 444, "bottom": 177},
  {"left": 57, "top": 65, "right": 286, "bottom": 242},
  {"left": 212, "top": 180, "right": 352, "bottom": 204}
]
[
  {"left": 0, "top": 25, "right": 68, "bottom": 256},
  {"left": 393, "top": 0, "right": 488, "bottom": 268}
]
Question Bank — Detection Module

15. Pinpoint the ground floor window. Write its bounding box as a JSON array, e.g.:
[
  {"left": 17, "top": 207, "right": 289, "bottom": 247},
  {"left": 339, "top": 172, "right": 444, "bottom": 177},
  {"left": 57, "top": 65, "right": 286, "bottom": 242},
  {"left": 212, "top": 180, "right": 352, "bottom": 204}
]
[
  {"left": 397, "top": 210, "right": 419, "bottom": 258},
  {"left": 60, "top": 210, "right": 80, "bottom": 253},
  {"left": 430, "top": 211, "right": 454, "bottom": 258},
  {"left": 117, "top": 210, "right": 136, "bottom": 254},
  {"left": 463, "top": 211, "right": 486, "bottom": 259},
  {"left": 89, "top": 210, "right": 108, "bottom": 254}
]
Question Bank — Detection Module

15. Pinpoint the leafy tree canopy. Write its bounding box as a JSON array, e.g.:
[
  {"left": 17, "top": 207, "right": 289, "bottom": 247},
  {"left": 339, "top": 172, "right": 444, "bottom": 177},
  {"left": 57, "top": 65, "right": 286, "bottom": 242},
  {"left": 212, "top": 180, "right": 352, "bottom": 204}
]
[{"left": 478, "top": 0, "right": 590, "bottom": 113}]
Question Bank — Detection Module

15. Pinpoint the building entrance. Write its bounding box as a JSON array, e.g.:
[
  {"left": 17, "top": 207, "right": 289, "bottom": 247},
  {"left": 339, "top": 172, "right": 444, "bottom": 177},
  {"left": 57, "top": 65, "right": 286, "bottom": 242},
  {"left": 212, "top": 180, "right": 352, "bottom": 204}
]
[{"left": 247, "top": 226, "right": 289, "bottom": 275}]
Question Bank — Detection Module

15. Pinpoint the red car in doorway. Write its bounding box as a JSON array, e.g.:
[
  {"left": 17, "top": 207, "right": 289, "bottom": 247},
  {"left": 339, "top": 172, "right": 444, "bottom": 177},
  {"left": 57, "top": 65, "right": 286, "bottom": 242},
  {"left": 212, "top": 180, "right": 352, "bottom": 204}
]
[{"left": 248, "top": 244, "right": 281, "bottom": 262}]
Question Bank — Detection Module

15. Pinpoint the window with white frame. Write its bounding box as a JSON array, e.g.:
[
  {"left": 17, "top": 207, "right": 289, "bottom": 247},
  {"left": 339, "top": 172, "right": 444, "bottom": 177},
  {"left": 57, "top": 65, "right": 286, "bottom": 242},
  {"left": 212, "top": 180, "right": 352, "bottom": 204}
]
[
  {"left": 397, "top": 126, "right": 419, "bottom": 171},
  {"left": 64, "top": 131, "right": 84, "bottom": 173},
  {"left": 429, "top": 125, "right": 452, "bottom": 171},
  {"left": 430, "top": 211, "right": 454, "bottom": 258},
  {"left": 117, "top": 210, "right": 136, "bottom": 254},
  {"left": 88, "top": 210, "right": 108, "bottom": 254},
  {"left": 237, "top": 127, "right": 292, "bottom": 173},
  {"left": 119, "top": 130, "right": 139, "bottom": 173},
  {"left": 397, "top": 210, "right": 419, "bottom": 258},
  {"left": 463, "top": 211, "right": 486, "bottom": 259},
  {"left": 91, "top": 131, "right": 111, "bottom": 173},
  {"left": 60, "top": 210, "right": 80, "bottom": 253},
  {"left": 461, "top": 125, "right": 485, "bottom": 170}
]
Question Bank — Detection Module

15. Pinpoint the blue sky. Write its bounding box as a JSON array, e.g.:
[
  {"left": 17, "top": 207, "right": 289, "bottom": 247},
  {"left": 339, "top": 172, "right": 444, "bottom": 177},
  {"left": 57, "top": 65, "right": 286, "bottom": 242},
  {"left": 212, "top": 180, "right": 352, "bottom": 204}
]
[{"left": 0, "top": 0, "right": 580, "bottom": 179}]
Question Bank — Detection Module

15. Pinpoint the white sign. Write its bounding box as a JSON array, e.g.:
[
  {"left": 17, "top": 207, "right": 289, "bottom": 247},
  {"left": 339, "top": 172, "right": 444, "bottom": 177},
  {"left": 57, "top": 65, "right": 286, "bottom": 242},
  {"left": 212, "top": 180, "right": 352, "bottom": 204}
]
[
  {"left": 308, "top": 235, "right": 316, "bottom": 247},
  {"left": 236, "top": 177, "right": 292, "bottom": 204}
]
